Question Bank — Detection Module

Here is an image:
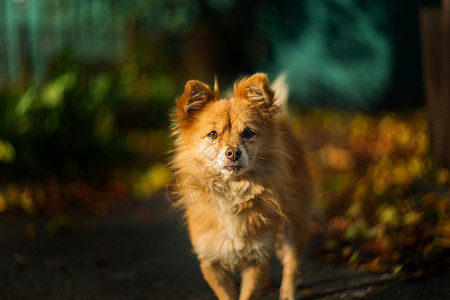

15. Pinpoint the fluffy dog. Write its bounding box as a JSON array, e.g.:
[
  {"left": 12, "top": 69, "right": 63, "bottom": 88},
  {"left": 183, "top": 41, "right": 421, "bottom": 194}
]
[{"left": 170, "top": 73, "right": 314, "bottom": 300}]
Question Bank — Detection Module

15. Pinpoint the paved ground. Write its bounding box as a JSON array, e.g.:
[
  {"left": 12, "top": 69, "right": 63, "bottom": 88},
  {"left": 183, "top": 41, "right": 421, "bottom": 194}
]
[{"left": 0, "top": 196, "right": 449, "bottom": 299}]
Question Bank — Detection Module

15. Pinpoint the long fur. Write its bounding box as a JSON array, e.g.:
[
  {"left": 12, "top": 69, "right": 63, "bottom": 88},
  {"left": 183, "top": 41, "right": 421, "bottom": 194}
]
[{"left": 169, "top": 73, "right": 314, "bottom": 300}]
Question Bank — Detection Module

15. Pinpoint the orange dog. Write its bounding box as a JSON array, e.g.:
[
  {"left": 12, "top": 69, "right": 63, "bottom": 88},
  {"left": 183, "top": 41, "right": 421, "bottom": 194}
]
[{"left": 170, "top": 73, "right": 314, "bottom": 300}]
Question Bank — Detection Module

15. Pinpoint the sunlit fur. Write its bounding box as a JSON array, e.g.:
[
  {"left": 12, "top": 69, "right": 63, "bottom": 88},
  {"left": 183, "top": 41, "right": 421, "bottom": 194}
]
[{"left": 170, "top": 73, "right": 315, "bottom": 300}]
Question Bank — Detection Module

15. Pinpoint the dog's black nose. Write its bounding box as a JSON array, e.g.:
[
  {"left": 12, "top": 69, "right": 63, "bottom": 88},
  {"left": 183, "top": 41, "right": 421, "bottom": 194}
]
[{"left": 225, "top": 147, "right": 241, "bottom": 161}]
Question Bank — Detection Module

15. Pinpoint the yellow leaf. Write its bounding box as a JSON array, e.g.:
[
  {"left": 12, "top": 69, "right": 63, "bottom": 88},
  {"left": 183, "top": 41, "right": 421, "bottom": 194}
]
[
  {"left": 436, "top": 168, "right": 450, "bottom": 185},
  {"left": 41, "top": 72, "right": 77, "bottom": 108},
  {"left": 147, "top": 163, "right": 171, "bottom": 192},
  {"left": 391, "top": 264, "right": 403, "bottom": 277},
  {"left": 134, "top": 164, "right": 171, "bottom": 200},
  {"left": 437, "top": 221, "right": 450, "bottom": 247},
  {"left": 379, "top": 206, "right": 399, "bottom": 227},
  {"left": 348, "top": 249, "right": 360, "bottom": 265},
  {"left": 20, "top": 188, "right": 35, "bottom": 214},
  {"left": 319, "top": 144, "right": 355, "bottom": 171},
  {"left": 353, "top": 178, "right": 370, "bottom": 202},
  {"left": 403, "top": 211, "right": 423, "bottom": 226},
  {"left": 344, "top": 223, "right": 358, "bottom": 240},
  {"left": 0, "top": 139, "right": 15, "bottom": 163},
  {"left": 362, "top": 257, "right": 386, "bottom": 272},
  {"left": 347, "top": 200, "right": 363, "bottom": 218}
]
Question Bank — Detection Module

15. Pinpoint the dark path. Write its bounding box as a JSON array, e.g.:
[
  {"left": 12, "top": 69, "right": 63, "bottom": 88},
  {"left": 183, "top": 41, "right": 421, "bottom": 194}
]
[{"left": 0, "top": 196, "right": 449, "bottom": 299}]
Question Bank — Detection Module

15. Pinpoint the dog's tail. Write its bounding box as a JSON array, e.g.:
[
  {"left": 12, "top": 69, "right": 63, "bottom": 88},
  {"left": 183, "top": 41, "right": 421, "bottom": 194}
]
[{"left": 272, "top": 72, "right": 289, "bottom": 111}]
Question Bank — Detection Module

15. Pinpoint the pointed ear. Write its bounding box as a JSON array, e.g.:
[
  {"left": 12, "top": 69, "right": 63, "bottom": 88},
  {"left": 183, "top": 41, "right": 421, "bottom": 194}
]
[
  {"left": 178, "top": 80, "right": 214, "bottom": 114},
  {"left": 234, "top": 73, "right": 275, "bottom": 107}
]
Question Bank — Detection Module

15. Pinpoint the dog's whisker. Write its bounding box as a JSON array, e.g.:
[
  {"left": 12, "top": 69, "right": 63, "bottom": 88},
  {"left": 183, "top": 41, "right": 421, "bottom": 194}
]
[{"left": 169, "top": 73, "right": 315, "bottom": 300}]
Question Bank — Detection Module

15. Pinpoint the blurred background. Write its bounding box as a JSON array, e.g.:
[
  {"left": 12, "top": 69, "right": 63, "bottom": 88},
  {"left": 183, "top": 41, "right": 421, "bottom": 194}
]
[{"left": 0, "top": 0, "right": 449, "bottom": 277}]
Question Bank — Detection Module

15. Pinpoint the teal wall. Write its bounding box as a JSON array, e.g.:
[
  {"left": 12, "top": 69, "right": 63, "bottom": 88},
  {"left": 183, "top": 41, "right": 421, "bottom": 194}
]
[
  {"left": 0, "top": 0, "right": 438, "bottom": 108},
  {"left": 0, "top": 0, "right": 127, "bottom": 85}
]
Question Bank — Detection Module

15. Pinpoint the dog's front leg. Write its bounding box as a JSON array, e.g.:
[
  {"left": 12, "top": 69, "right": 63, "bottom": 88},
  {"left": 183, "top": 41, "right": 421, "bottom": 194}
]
[
  {"left": 239, "top": 263, "right": 269, "bottom": 300},
  {"left": 200, "top": 259, "right": 237, "bottom": 300}
]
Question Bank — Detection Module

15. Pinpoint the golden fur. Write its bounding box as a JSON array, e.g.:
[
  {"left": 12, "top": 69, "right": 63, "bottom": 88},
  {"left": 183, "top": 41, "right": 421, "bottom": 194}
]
[{"left": 170, "top": 73, "right": 314, "bottom": 300}]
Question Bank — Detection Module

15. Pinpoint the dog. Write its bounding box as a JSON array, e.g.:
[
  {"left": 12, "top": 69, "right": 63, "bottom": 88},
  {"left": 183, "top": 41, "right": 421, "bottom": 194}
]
[{"left": 170, "top": 73, "right": 314, "bottom": 300}]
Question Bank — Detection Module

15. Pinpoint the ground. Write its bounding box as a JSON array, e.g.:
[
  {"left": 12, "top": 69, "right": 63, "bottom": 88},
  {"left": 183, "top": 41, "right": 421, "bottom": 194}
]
[{"left": 0, "top": 195, "right": 449, "bottom": 300}]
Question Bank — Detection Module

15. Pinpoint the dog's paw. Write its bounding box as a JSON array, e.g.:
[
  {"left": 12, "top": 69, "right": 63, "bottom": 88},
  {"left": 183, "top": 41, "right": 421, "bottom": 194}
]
[{"left": 279, "top": 294, "right": 295, "bottom": 300}]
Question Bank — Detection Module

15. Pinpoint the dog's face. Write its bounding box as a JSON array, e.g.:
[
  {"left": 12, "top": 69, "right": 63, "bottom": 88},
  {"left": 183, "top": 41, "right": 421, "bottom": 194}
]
[{"left": 174, "top": 73, "right": 279, "bottom": 177}]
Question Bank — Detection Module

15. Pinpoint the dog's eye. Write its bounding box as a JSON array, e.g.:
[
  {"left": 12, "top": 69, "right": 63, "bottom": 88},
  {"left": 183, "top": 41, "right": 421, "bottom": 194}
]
[
  {"left": 208, "top": 131, "right": 218, "bottom": 140},
  {"left": 242, "top": 128, "right": 255, "bottom": 139}
]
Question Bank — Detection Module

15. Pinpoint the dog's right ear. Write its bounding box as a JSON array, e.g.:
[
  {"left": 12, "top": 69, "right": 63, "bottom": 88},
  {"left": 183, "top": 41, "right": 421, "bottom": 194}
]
[{"left": 178, "top": 80, "right": 214, "bottom": 114}]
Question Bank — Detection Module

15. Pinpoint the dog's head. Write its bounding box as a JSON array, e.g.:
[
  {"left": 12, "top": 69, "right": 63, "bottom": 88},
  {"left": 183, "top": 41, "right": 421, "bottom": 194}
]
[{"left": 173, "top": 73, "right": 280, "bottom": 177}]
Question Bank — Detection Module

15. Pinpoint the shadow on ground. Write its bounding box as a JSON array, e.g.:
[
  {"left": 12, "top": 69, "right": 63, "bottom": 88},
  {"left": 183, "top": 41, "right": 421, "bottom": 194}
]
[{"left": 0, "top": 195, "right": 448, "bottom": 299}]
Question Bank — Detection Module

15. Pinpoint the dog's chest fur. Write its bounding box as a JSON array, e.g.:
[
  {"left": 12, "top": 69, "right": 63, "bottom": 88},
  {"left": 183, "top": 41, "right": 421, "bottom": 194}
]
[{"left": 187, "top": 180, "right": 277, "bottom": 270}]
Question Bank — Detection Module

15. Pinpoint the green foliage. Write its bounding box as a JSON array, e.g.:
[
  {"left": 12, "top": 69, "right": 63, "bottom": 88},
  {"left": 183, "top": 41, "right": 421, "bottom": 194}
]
[
  {"left": 0, "top": 64, "right": 176, "bottom": 214},
  {"left": 0, "top": 60, "right": 175, "bottom": 181}
]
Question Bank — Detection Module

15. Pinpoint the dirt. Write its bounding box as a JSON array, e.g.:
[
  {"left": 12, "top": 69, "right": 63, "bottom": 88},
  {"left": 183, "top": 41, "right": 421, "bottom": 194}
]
[{"left": 0, "top": 195, "right": 448, "bottom": 299}]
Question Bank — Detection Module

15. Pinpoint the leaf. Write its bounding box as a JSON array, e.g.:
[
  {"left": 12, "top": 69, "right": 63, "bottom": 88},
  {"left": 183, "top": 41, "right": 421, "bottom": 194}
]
[
  {"left": 344, "top": 221, "right": 366, "bottom": 241},
  {"left": 0, "top": 139, "right": 15, "bottom": 163},
  {"left": 134, "top": 163, "right": 170, "bottom": 200},
  {"left": 391, "top": 264, "right": 403, "bottom": 277},
  {"left": 324, "top": 239, "right": 339, "bottom": 251},
  {"left": 45, "top": 214, "right": 74, "bottom": 236},
  {"left": 348, "top": 249, "right": 360, "bottom": 265},
  {"left": 436, "top": 168, "right": 450, "bottom": 185},
  {"left": 319, "top": 144, "right": 356, "bottom": 171},
  {"left": 40, "top": 72, "right": 77, "bottom": 108},
  {"left": 361, "top": 257, "right": 386, "bottom": 272},
  {"left": 379, "top": 205, "right": 399, "bottom": 228},
  {"left": 403, "top": 211, "right": 423, "bottom": 226}
]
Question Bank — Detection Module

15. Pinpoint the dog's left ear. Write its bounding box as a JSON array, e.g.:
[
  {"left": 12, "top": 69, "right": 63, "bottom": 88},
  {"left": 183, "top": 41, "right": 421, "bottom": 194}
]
[
  {"left": 234, "top": 73, "right": 275, "bottom": 107},
  {"left": 178, "top": 80, "right": 214, "bottom": 114}
]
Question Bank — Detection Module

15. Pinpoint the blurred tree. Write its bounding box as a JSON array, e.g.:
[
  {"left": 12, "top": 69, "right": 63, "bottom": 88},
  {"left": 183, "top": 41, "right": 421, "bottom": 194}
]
[{"left": 420, "top": 1, "right": 450, "bottom": 168}]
